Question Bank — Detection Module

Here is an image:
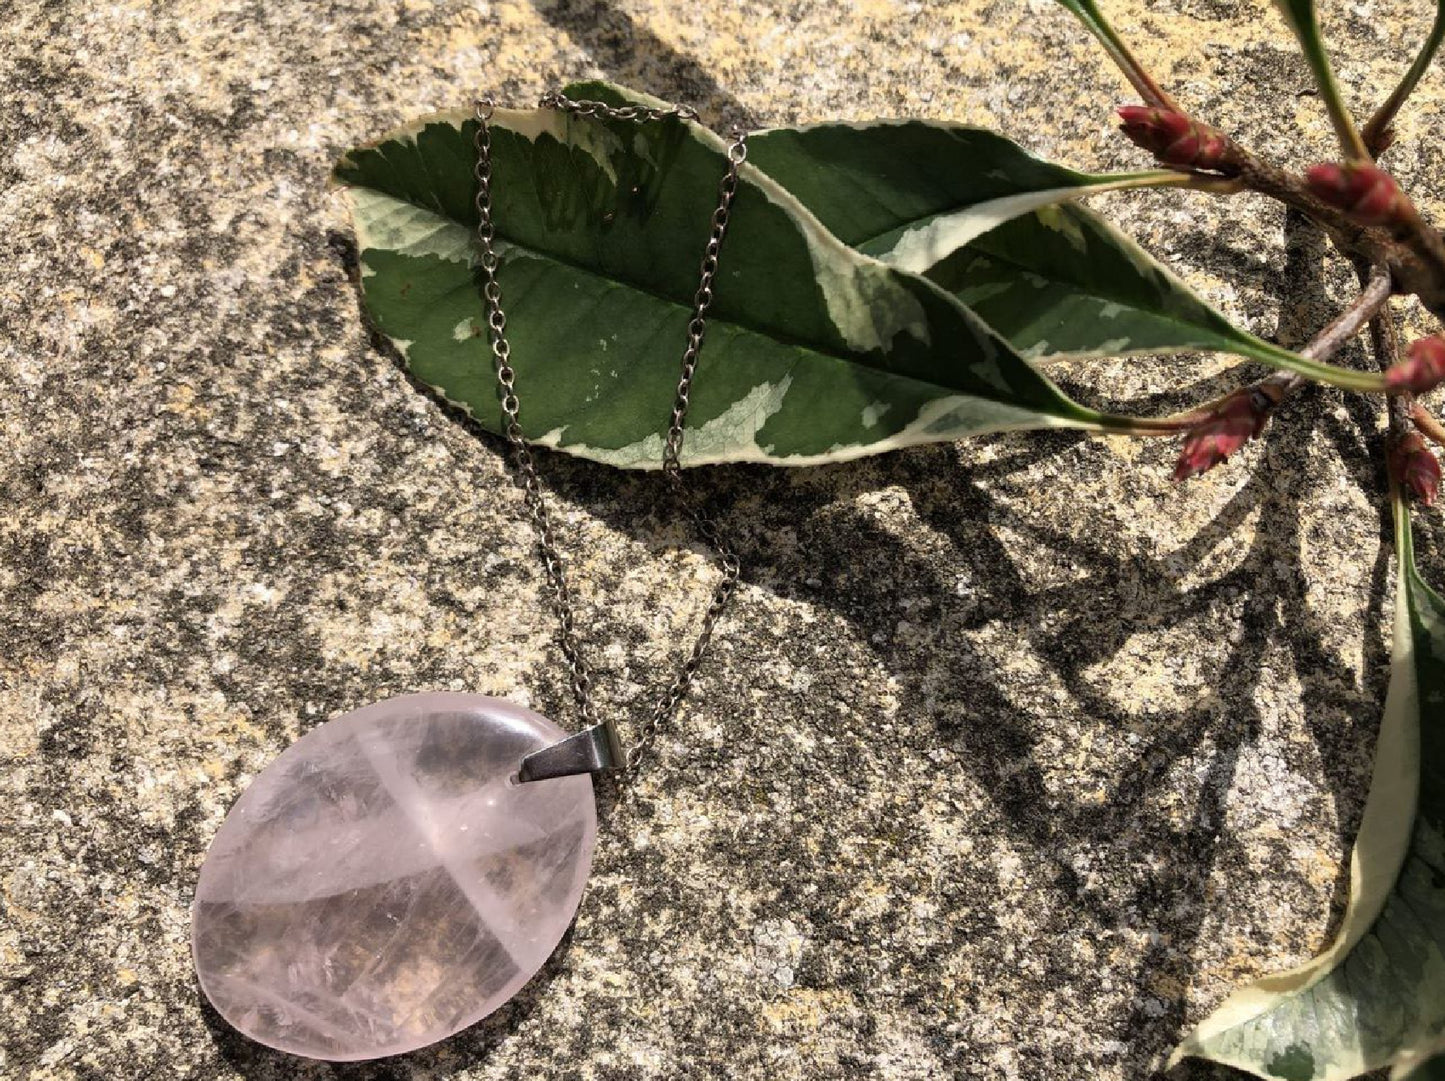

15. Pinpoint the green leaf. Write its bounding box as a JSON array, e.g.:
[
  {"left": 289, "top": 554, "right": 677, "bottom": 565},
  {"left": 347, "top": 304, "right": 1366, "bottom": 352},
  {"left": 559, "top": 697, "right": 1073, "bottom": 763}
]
[
  {"left": 334, "top": 100, "right": 1135, "bottom": 469},
  {"left": 744, "top": 119, "right": 1386, "bottom": 388},
  {"left": 1168, "top": 493, "right": 1445, "bottom": 1080},
  {"left": 1272, "top": 0, "right": 1370, "bottom": 160},
  {"left": 742, "top": 119, "right": 1182, "bottom": 271},
  {"left": 925, "top": 204, "right": 1254, "bottom": 361}
]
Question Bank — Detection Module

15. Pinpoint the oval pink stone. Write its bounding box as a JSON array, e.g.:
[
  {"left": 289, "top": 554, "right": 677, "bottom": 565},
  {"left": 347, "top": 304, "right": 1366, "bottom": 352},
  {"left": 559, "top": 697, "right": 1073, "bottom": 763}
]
[{"left": 192, "top": 693, "right": 597, "bottom": 1061}]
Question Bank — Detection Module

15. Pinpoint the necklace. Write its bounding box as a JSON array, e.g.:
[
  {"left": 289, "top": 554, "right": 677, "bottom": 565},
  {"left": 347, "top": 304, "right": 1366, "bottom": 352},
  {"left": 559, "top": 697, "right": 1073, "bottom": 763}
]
[{"left": 191, "top": 93, "right": 749, "bottom": 1062}]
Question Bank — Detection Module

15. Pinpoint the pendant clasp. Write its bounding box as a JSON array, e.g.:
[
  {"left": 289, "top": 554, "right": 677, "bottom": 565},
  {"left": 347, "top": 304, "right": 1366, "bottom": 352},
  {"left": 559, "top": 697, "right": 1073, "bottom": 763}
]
[{"left": 516, "top": 721, "right": 623, "bottom": 783}]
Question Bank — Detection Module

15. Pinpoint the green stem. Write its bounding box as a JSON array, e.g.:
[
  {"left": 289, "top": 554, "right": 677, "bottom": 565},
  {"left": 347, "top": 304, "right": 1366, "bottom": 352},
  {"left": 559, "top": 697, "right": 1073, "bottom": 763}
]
[
  {"left": 1239, "top": 338, "right": 1385, "bottom": 391},
  {"left": 1274, "top": 0, "right": 1371, "bottom": 161},
  {"left": 1085, "top": 410, "right": 1206, "bottom": 437},
  {"left": 1074, "top": 279, "right": 1391, "bottom": 438},
  {"left": 1077, "top": 338, "right": 1388, "bottom": 438},
  {"left": 1237, "top": 264, "right": 1393, "bottom": 390},
  {"left": 1054, "top": 0, "right": 1181, "bottom": 112},
  {"left": 1363, "top": 3, "right": 1445, "bottom": 154},
  {"left": 1124, "top": 171, "right": 1243, "bottom": 193},
  {"left": 1073, "top": 357, "right": 1384, "bottom": 443},
  {"left": 1082, "top": 170, "right": 1234, "bottom": 196}
]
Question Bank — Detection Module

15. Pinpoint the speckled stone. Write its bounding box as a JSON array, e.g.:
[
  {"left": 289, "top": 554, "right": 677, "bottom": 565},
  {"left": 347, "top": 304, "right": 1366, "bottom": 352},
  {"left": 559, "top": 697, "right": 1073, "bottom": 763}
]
[{"left": 4, "top": 1, "right": 1445, "bottom": 1080}]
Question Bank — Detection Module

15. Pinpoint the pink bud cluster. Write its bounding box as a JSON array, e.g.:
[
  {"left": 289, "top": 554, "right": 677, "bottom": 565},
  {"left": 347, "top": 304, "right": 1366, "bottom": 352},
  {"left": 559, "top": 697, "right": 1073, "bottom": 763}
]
[
  {"left": 1392, "top": 431, "right": 1441, "bottom": 505},
  {"left": 1116, "top": 106, "right": 1236, "bottom": 172},
  {"left": 1305, "top": 163, "right": 1409, "bottom": 229},
  {"left": 1385, "top": 337, "right": 1445, "bottom": 395},
  {"left": 1173, "top": 389, "right": 1271, "bottom": 482}
]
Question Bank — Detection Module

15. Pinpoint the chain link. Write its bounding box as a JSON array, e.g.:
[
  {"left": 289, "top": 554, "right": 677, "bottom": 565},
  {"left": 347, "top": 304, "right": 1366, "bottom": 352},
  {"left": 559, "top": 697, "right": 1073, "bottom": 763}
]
[{"left": 472, "top": 94, "right": 746, "bottom": 772}]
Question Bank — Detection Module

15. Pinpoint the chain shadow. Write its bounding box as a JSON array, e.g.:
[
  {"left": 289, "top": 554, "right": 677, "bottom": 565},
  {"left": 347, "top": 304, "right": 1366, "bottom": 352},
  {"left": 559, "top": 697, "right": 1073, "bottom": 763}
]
[{"left": 526, "top": 0, "right": 760, "bottom": 128}]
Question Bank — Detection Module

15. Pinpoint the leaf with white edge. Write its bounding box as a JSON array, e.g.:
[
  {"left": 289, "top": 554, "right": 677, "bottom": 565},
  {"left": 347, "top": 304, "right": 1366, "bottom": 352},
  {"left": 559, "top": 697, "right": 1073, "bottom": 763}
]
[
  {"left": 740, "top": 118, "right": 1182, "bottom": 269},
  {"left": 743, "top": 119, "right": 1385, "bottom": 386},
  {"left": 1169, "top": 492, "right": 1445, "bottom": 1081},
  {"left": 924, "top": 204, "right": 1250, "bottom": 361},
  {"left": 1395, "top": 1039, "right": 1445, "bottom": 1080},
  {"left": 334, "top": 96, "right": 1158, "bottom": 470}
]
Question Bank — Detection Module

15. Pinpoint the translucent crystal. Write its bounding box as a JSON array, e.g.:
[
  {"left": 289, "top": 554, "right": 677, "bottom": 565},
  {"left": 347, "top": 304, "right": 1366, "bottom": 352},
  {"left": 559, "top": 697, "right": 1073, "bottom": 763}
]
[{"left": 192, "top": 693, "right": 597, "bottom": 1061}]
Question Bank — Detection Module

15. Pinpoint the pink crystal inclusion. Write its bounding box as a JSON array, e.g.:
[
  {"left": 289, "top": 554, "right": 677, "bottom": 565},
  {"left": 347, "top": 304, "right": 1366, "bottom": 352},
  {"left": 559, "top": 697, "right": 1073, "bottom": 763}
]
[{"left": 192, "top": 693, "right": 597, "bottom": 1061}]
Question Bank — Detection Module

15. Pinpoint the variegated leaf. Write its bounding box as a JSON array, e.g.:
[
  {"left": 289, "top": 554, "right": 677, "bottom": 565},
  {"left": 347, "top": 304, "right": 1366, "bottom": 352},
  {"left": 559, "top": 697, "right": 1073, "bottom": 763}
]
[
  {"left": 913, "top": 202, "right": 1245, "bottom": 362},
  {"left": 738, "top": 116, "right": 1179, "bottom": 269},
  {"left": 1169, "top": 493, "right": 1445, "bottom": 1080},
  {"left": 334, "top": 101, "right": 1120, "bottom": 469},
  {"left": 1395, "top": 1039, "right": 1445, "bottom": 1080},
  {"left": 744, "top": 118, "right": 1379, "bottom": 383}
]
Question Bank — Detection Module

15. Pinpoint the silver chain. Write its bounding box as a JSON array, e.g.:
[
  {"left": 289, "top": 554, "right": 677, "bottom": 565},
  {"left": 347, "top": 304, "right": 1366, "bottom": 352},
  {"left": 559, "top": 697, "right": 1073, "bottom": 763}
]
[{"left": 472, "top": 93, "right": 747, "bottom": 772}]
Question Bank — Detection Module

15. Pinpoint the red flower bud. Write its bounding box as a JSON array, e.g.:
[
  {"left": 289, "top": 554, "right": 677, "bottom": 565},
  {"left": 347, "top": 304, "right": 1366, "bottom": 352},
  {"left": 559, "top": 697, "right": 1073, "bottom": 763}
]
[
  {"left": 1117, "top": 106, "right": 1234, "bottom": 172},
  {"left": 1392, "top": 431, "right": 1441, "bottom": 505},
  {"left": 1385, "top": 337, "right": 1445, "bottom": 395},
  {"left": 1173, "top": 389, "right": 1271, "bottom": 482},
  {"left": 1305, "top": 163, "right": 1408, "bottom": 228}
]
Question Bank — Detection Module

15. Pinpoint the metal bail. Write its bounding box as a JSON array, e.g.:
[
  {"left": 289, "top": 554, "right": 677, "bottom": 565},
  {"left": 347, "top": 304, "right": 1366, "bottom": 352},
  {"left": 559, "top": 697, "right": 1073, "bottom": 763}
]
[{"left": 516, "top": 720, "right": 624, "bottom": 783}]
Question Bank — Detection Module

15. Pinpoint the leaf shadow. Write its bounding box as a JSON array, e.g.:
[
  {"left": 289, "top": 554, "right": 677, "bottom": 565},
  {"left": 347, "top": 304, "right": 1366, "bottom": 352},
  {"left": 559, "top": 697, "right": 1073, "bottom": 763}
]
[
  {"left": 450, "top": 363, "right": 1385, "bottom": 1081},
  {"left": 720, "top": 414, "right": 1383, "bottom": 1079}
]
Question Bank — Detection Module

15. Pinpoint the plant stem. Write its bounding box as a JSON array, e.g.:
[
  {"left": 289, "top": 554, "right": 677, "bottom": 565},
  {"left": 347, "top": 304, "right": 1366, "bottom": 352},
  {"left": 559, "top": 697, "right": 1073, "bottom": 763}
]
[
  {"left": 1095, "top": 20, "right": 1445, "bottom": 316},
  {"left": 1370, "top": 301, "right": 1414, "bottom": 436},
  {"left": 1058, "top": 0, "right": 1181, "bottom": 112},
  {"left": 1411, "top": 402, "right": 1445, "bottom": 447},
  {"left": 1091, "top": 170, "right": 1239, "bottom": 196},
  {"left": 1224, "top": 270, "right": 1390, "bottom": 410},
  {"left": 1252, "top": 370, "right": 1307, "bottom": 408},
  {"left": 1089, "top": 411, "right": 1206, "bottom": 437},
  {"left": 1273, "top": 0, "right": 1371, "bottom": 160},
  {"left": 1305, "top": 265, "right": 1393, "bottom": 362},
  {"left": 1090, "top": 273, "right": 1392, "bottom": 440},
  {"left": 1363, "top": 4, "right": 1445, "bottom": 156},
  {"left": 1313, "top": 69, "right": 1372, "bottom": 164},
  {"left": 1220, "top": 149, "right": 1445, "bottom": 322},
  {"left": 1103, "top": 40, "right": 1179, "bottom": 113},
  {"left": 1248, "top": 267, "right": 1394, "bottom": 390}
]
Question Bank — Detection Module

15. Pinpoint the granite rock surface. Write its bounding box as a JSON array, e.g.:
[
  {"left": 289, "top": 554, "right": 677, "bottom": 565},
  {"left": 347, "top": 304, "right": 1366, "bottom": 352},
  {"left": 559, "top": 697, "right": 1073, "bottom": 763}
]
[{"left": 4, "top": 1, "right": 1445, "bottom": 1079}]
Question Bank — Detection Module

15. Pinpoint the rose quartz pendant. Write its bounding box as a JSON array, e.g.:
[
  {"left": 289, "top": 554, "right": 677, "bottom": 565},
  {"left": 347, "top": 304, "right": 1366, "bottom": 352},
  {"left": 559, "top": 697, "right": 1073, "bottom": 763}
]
[{"left": 192, "top": 693, "right": 597, "bottom": 1061}]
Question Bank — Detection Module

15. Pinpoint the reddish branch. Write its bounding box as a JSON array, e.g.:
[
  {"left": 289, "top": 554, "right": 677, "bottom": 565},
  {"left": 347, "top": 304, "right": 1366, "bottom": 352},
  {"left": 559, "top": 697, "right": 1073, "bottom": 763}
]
[
  {"left": 1173, "top": 268, "right": 1393, "bottom": 480},
  {"left": 1112, "top": 104, "right": 1445, "bottom": 320}
]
